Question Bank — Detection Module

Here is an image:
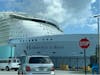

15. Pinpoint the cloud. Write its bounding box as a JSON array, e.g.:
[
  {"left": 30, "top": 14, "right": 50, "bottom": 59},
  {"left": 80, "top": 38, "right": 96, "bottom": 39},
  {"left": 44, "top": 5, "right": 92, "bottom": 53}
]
[
  {"left": 0, "top": 0, "right": 97, "bottom": 31},
  {"left": 38, "top": 0, "right": 66, "bottom": 23},
  {"left": 61, "top": 0, "right": 94, "bottom": 27},
  {"left": 88, "top": 23, "right": 97, "bottom": 30},
  {"left": 1, "top": 0, "right": 46, "bottom": 15},
  {"left": 91, "top": 0, "right": 96, "bottom": 3},
  {"left": 37, "top": 0, "right": 96, "bottom": 31},
  {"left": 87, "top": 18, "right": 98, "bottom": 31}
]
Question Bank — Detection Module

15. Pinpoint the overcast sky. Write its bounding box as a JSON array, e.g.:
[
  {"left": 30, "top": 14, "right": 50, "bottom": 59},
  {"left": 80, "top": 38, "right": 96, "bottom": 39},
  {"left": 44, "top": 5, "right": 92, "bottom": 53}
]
[{"left": 0, "top": 0, "right": 99, "bottom": 34}]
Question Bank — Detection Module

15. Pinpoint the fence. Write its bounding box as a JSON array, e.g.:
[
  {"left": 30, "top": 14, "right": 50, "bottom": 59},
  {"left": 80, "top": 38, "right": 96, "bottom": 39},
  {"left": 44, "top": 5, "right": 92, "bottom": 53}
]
[{"left": 50, "top": 56, "right": 90, "bottom": 69}]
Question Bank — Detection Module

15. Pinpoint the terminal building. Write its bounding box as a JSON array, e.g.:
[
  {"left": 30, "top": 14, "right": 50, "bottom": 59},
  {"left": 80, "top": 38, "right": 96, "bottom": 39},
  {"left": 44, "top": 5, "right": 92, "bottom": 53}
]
[{"left": 0, "top": 12, "right": 98, "bottom": 68}]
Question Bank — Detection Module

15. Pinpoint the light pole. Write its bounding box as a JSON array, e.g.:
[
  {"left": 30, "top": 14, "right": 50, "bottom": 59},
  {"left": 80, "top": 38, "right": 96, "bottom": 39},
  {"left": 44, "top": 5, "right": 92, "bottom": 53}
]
[{"left": 94, "top": 15, "right": 100, "bottom": 73}]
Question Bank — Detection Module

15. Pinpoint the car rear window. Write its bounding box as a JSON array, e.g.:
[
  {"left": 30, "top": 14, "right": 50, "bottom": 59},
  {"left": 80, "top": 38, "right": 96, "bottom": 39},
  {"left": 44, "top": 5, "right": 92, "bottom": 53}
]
[
  {"left": 17, "top": 59, "right": 20, "bottom": 63},
  {"left": 13, "top": 59, "right": 16, "bottom": 62},
  {"left": 29, "top": 57, "right": 52, "bottom": 64}
]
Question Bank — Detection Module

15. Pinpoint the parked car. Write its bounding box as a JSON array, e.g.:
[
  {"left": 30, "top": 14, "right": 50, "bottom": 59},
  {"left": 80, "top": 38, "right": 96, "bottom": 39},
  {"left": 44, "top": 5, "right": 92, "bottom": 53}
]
[
  {"left": 18, "top": 55, "right": 55, "bottom": 75},
  {"left": 0, "top": 58, "right": 20, "bottom": 71}
]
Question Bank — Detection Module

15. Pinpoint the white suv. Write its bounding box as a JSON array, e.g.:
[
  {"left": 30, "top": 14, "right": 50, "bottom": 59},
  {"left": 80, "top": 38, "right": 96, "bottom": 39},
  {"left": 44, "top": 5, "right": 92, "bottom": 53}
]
[{"left": 18, "top": 55, "right": 55, "bottom": 75}]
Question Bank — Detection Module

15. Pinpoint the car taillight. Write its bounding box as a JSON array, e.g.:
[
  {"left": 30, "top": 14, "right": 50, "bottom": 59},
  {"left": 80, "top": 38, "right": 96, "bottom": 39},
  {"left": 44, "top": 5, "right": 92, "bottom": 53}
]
[
  {"left": 51, "top": 66, "right": 55, "bottom": 71},
  {"left": 26, "top": 66, "right": 31, "bottom": 72}
]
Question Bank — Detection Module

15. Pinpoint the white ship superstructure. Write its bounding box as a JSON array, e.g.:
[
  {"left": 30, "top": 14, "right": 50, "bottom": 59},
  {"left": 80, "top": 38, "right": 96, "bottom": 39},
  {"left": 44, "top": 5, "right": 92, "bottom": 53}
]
[
  {"left": 0, "top": 12, "right": 63, "bottom": 45},
  {"left": 0, "top": 12, "right": 63, "bottom": 58}
]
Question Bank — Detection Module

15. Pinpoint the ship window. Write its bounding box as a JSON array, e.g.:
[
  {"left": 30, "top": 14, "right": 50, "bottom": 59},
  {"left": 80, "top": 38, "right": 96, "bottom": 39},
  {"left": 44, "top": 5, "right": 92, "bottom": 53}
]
[
  {"left": 46, "top": 38, "right": 48, "bottom": 40},
  {"left": 37, "top": 51, "right": 40, "bottom": 54},
  {"left": 29, "top": 40, "right": 30, "bottom": 42},
  {"left": 35, "top": 39, "right": 37, "bottom": 41},
  {"left": 50, "top": 38, "right": 53, "bottom": 40},
  {"left": 32, "top": 39, "right": 34, "bottom": 41}
]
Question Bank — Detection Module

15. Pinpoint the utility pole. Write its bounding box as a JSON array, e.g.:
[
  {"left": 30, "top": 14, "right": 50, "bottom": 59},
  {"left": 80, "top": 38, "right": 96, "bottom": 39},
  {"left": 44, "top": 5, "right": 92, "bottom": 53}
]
[{"left": 94, "top": 15, "right": 100, "bottom": 73}]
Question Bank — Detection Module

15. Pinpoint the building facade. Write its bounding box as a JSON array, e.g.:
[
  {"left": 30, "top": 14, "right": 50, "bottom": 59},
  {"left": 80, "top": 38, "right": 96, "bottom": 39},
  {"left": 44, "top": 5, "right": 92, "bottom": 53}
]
[{"left": 0, "top": 12, "right": 98, "bottom": 68}]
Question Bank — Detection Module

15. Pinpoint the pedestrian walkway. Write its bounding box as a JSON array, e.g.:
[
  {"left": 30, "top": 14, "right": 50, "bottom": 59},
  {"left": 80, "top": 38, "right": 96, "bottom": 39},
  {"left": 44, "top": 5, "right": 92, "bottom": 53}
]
[{"left": 56, "top": 70, "right": 92, "bottom": 75}]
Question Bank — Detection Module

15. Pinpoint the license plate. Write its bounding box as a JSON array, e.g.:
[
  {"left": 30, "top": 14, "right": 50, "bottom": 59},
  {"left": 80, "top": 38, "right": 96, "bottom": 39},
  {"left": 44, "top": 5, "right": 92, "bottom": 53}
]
[{"left": 39, "top": 67, "right": 45, "bottom": 70}]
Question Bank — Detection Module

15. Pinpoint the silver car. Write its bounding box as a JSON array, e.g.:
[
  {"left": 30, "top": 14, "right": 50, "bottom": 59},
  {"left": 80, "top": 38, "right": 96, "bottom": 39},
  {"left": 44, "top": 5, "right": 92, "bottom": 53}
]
[{"left": 18, "top": 55, "right": 55, "bottom": 75}]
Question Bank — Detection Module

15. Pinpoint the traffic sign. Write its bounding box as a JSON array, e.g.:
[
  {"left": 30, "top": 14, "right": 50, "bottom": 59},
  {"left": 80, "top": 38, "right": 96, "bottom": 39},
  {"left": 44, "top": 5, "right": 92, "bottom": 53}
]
[
  {"left": 79, "top": 38, "right": 90, "bottom": 49},
  {"left": 79, "top": 37, "right": 90, "bottom": 75}
]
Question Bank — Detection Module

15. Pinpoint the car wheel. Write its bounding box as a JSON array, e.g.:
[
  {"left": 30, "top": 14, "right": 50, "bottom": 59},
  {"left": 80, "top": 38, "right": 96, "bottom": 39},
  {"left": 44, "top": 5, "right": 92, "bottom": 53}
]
[
  {"left": 18, "top": 71, "right": 23, "bottom": 75},
  {"left": 6, "top": 66, "right": 9, "bottom": 71},
  {"left": 0, "top": 69, "right": 4, "bottom": 71},
  {"left": 15, "top": 68, "right": 18, "bottom": 71}
]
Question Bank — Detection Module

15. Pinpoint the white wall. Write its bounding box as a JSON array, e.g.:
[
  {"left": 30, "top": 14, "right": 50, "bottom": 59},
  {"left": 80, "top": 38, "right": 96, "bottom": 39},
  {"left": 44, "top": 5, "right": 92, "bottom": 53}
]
[{"left": 10, "top": 34, "right": 98, "bottom": 57}]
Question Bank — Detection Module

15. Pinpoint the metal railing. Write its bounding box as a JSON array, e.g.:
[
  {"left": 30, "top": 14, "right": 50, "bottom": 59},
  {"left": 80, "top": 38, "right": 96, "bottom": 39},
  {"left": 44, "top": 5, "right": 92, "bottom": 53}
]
[{"left": 51, "top": 56, "right": 90, "bottom": 69}]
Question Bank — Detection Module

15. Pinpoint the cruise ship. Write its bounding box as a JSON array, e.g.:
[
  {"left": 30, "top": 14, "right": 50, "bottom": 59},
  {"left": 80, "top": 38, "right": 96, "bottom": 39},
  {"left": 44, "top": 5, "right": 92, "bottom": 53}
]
[
  {"left": 0, "top": 12, "right": 63, "bottom": 58},
  {"left": 0, "top": 12, "right": 98, "bottom": 68}
]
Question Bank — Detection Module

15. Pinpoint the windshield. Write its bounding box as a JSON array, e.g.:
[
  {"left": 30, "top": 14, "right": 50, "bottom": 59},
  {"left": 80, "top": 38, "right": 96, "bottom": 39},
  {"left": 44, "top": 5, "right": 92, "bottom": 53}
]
[{"left": 11, "top": 59, "right": 20, "bottom": 63}]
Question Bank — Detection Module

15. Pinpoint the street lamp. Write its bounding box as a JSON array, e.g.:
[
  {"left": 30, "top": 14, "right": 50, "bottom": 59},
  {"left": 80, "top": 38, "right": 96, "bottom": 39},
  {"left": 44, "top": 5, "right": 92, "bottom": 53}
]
[{"left": 94, "top": 15, "right": 100, "bottom": 73}]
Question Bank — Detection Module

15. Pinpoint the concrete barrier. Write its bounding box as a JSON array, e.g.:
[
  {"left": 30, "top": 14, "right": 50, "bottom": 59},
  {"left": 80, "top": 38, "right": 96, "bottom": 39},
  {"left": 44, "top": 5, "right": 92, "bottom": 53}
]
[
  {"left": 60, "top": 64, "right": 69, "bottom": 70},
  {"left": 82, "top": 66, "right": 92, "bottom": 72}
]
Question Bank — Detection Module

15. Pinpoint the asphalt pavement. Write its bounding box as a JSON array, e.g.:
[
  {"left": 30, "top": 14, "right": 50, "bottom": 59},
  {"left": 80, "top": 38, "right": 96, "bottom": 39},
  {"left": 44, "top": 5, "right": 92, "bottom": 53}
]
[{"left": 0, "top": 70, "right": 92, "bottom": 75}]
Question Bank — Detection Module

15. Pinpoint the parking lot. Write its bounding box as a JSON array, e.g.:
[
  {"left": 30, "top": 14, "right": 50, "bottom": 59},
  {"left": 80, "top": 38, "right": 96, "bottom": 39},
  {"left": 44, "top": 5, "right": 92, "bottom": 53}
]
[{"left": 0, "top": 70, "right": 71, "bottom": 75}]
